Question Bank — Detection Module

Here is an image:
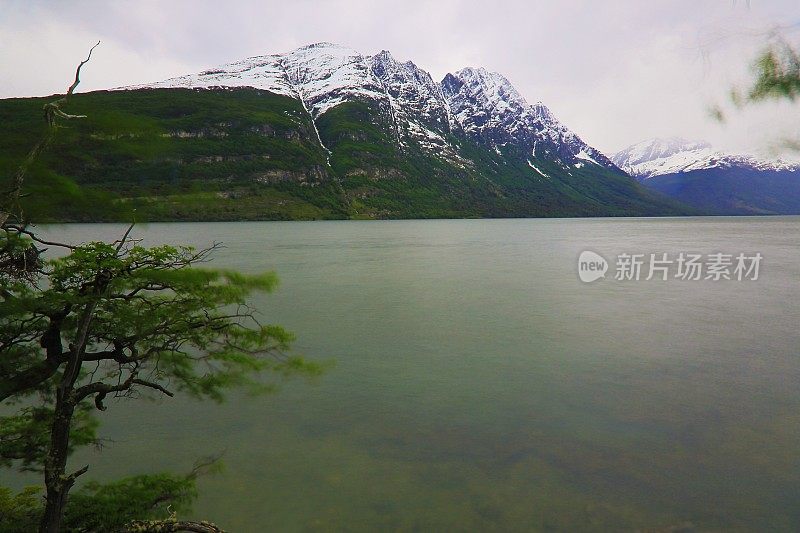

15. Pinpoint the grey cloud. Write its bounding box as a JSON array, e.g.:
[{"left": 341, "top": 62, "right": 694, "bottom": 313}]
[{"left": 2, "top": 0, "right": 798, "bottom": 155}]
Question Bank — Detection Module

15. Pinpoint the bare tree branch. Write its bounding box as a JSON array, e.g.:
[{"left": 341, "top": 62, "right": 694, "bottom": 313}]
[
  {"left": 131, "top": 378, "right": 175, "bottom": 398},
  {"left": 4, "top": 224, "right": 77, "bottom": 250},
  {"left": 115, "top": 223, "right": 136, "bottom": 253},
  {"left": 43, "top": 40, "right": 100, "bottom": 127}
]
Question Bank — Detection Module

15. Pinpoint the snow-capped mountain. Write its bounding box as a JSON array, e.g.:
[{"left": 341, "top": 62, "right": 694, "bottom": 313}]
[
  {"left": 612, "top": 137, "right": 799, "bottom": 179},
  {"left": 611, "top": 138, "right": 800, "bottom": 215},
  {"left": 128, "top": 42, "right": 615, "bottom": 171}
]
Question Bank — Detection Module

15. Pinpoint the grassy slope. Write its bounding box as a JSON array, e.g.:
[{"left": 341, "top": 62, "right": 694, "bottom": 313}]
[
  {"left": 0, "top": 89, "right": 337, "bottom": 221},
  {"left": 0, "top": 88, "right": 685, "bottom": 222}
]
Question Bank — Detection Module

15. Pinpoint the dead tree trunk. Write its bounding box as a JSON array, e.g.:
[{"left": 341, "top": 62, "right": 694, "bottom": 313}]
[{"left": 40, "top": 394, "right": 83, "bottom": 533}]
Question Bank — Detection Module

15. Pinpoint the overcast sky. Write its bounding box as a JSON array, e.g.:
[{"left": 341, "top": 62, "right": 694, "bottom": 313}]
[{"left": 2, "top": 0, "right": 799, "bottom": 155}]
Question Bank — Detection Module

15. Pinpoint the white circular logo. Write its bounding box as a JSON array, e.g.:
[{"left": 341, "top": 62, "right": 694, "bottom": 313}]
[{"left": 578, "top": 251, "right": 608, "bottom": 282}]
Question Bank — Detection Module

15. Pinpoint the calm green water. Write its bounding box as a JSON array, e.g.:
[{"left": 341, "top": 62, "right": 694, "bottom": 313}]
[{"left": 10, "top": 218, "right": 800, "bottom": 531}]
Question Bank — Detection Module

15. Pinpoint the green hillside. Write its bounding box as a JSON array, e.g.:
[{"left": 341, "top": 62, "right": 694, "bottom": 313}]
[{"left": 0, "top": 88, "right": 686, "bottom": 222}]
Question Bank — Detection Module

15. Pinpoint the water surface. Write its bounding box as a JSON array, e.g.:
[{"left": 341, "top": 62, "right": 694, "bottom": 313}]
[{"left": 13, "top": 218, "right": 800, "bottom": 531}]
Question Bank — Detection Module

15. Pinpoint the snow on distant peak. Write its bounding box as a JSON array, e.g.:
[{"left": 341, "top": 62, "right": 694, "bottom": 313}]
[
  {"left": 612, "top": 138, "right": 710, "bottom": 170},
  {"left": 612, "top": 138, "right": 800, "bottom": 178}
]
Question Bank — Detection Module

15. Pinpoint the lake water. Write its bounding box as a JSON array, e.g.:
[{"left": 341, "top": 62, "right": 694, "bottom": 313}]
[{"left": 9, "top": 218, "right": 800, "bottom": 531}]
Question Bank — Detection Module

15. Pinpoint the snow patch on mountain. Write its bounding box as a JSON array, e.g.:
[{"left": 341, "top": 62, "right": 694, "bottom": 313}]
[
  {"left": 612, "top": 138, "right": 800, "bottom": 178},
  {"left": 575, "top": 148, "right": 599, "bottom": 165},
  {"left": 527, "top": 160, "right": 550, "bottom": 178}
]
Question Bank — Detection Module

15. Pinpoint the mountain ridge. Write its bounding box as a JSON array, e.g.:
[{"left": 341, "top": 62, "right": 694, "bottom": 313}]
[{"left": 126, "top": 42, "right": 619, "bottom": 174}]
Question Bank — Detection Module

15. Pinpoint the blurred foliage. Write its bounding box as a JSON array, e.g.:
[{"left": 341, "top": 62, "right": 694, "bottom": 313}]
[
  {"left": 746, "top": 41, "right": 800, "bottom": 103},
  {"left": 717, "top": 38, "right": 800, "bottom": 151},
  {"left": 0, "top": 472, "right": 197, "bottom": 533}
]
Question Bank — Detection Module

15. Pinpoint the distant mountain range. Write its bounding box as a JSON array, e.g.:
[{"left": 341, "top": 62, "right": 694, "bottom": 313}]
[
  {"left": 612, "top": 138, "right": 800, "bottom": 215},
  {"left": 0, "top": 42, "right": 682, "bottom": 222}
]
